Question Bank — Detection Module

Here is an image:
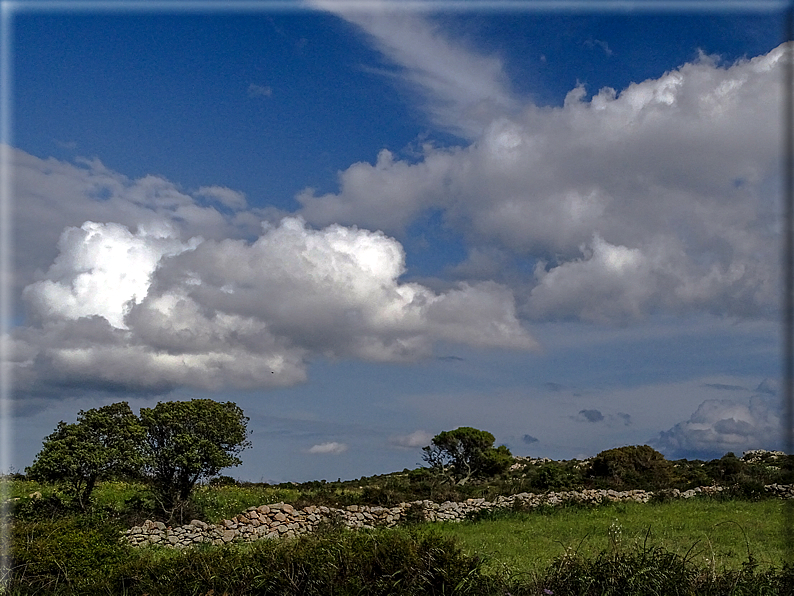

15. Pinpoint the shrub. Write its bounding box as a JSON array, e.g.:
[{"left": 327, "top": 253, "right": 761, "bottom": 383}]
[
  {"left": 106, "top": 528, "right": 491, "bottom": 596},
  {"left": 10, "top": 517, "right": 130, "bottom": 594},
  {"left": 210, "top": 475, "right": 240, "bottom": 487},
  {"left": 589, "top": 445, "right": 674, "bottom": 489},
  {"left": 9, "top": 493, "right": 71, "bottom": 522},
  {"left": 705, "top": 452, "right": 748, "bottom": 484},
  {"left": 533, "top": 462, "right": 577, "bottom": 491}
]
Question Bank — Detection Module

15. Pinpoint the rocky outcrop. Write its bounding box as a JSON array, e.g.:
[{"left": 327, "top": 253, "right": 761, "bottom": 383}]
[{"left": 123, "top": 483, "right": 791, "bottom": 549}]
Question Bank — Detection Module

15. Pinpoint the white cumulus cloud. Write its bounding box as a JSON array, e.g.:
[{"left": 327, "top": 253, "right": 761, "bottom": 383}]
[
  {"left": 307, "top": 441, "right": 348, "bottom": 455},
  {"left": 13, "top": 215, "right": 536, "bottom": 398},
  {"left": 23, "top": 221, "right": 199, "bottom": 329},
  {"left": 390, "top": 430, "right": 433, "bottom": 449},
  {"left": 297, "top": 36, "right": 785, "bottom": 322},
  {"left": 654, "top": 395, "right": 781, "bottom": 460},
  {"left": 10, "top": 147, "right": 266, "bottom": 299}
]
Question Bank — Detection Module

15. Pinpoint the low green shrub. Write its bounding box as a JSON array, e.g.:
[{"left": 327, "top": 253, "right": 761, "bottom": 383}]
[
  {"left": 9, "top": 493, "right": 72, "bottom": 522},
  {"left": 21, "top": 527, "right": 490, "bottom": 596},
  {"left": 10, "top": 517, "right": 130, "bottom": 594},
  {"left": 589, "top": 445, "right": 674, "bottom": 490},
  {"left": 534, "top": 544, "right": 794, "bottom": 596},
  {"left": 531, "top": 462, "right": 580, "bottom": 491}
]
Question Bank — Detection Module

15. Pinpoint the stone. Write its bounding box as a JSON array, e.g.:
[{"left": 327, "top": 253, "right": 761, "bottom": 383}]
[{"left": 122, "top": 484, "right": 794, "bottom": 550}]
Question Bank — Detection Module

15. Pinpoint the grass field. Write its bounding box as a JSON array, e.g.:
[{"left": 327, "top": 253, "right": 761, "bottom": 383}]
[{"left": 430, "top": 499, "right": 788, "bottom": 577}]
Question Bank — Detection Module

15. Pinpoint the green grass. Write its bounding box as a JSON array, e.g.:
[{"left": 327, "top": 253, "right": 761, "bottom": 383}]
[
  {"left": 4, "top": 479, "right": 56, "bottom": 500},
  {"left": 430, "top": 499, "right": 787, "bottom": 577},
  {"left": 189, "top": 484, "right": 302, "bottom": 523}
]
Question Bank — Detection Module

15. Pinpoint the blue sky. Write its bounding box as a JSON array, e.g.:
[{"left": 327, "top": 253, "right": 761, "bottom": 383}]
[{"left": 3, "top": 1, "right": 789, "bottom": 482}]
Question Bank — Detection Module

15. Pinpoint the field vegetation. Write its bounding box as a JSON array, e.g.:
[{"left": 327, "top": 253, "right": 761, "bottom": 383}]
[
  {"left": 5, "top": 451, "right": 794, "bottom": 595},
  {"left": 5, "top": 405, "right": 794, "bottom": 594}
]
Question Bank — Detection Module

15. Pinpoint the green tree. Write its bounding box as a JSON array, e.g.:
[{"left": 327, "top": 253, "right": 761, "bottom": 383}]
[
  {"left": 139, "top": 399, "right": 250, "bottom": 516},
  {"left": 25, "top": 402, "right": 145, "bottom": 510},
  {"left": 422, "top": 427, "right": 512, "bottom": 485}
]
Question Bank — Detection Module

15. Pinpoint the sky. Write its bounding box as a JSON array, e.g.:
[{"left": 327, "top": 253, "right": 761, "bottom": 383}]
[{"left": 1, "top": 0, "right": 790, "bottom": 483}]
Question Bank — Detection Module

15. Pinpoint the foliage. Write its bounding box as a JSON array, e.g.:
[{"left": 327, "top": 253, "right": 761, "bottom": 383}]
[
  {"left": 10, "top": 517, "right": 130, "bottom": 593},
  {"left": 531, "top": 461, "right": 581, "bottom": 491},
  {"left": 705, "top": 452, "right": 747, "bottom": 483},
  {"left": 9, "top": 524, "right": 492, "bottom": 596},
  {"left": 422, "top": 427, "right": 512, "bottom": 485},
  {"left": 25, "top": 402, "right": 144, "bottom": 511},
  {"left": 139, "top": 399, "right": 251, "bottom": 520},
  {"left": 539, "top": 545, "right": 794, "bottom": 596},
  {"left": 478, "top": 444, "right": 513, "bottom": 477},
  {"left": 589, "top": 445, "right": 674, "bottom": 489},
  {"left": 9, "top": 493, "right": 71, "bottom": 522}
]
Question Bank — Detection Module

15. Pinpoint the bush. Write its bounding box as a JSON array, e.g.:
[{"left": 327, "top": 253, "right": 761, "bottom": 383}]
[
  {"left": 538, "top": 545, "right": 793, "bottom": 596},
  {"left": 589, "top": 445, "right": 674, "bottom": 489},
  {"left": 79, "top": 527, "right": 489, "bottom": 596},
  {"left": 210, "top": 475, "right": 240, "bottom": 487},
  {"left": 10, "top": 518, "right": 130, "bottom": 593},
  {"left": 543, "top": 544, "right": 696, "bottom": 595},
  {"left": 705, "top": 452, "right": 747, "bottom": 484},
  {"left": 532, "top": 462, "right": 578, "bottom": 491},
  {"left": 9, "top": 493, "right": 71, "bottom": 522}
]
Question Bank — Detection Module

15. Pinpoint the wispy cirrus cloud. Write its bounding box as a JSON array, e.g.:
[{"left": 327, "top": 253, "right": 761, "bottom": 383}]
[{"left": 312, "top": 0, "right": 517, "bottom": 138}]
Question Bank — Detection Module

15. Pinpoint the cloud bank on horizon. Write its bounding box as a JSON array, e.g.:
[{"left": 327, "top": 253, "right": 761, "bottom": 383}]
[{"left": 6, "top": 6, "right": 787, "bottom": 469}]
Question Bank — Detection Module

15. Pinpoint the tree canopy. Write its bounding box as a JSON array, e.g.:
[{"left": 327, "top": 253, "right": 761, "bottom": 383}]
[
  {"left": 26, "top": 402, "right": 145, "bottom": 510},
  {"left": 139, "top": 399, "right": 250, "bottom": 514},
  {"left": 422, "top": 427, "right": 512, "bottom": 485},
  {"left": 27, "top": 399, "right": 251, "bottom": 517}
]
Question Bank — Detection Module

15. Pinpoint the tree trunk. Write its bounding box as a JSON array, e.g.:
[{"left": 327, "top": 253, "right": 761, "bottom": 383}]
[{"left": 79, "top": 475, "right": 97, "bottom": 511}]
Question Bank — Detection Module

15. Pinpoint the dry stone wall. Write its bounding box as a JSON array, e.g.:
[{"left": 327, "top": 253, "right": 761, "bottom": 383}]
[{"left": 124, "top": 484, "right": 794, "bottom": 549}]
